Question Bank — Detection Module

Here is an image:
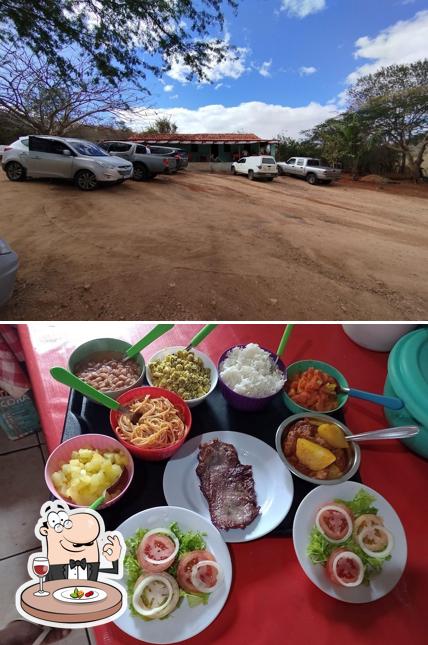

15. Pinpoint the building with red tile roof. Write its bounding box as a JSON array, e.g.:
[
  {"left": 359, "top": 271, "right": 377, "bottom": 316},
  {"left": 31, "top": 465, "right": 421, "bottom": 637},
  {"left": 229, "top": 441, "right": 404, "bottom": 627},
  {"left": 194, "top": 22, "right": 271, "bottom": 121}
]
[{"left": 128, "top": 133, "right": 278, "bottom": 161}]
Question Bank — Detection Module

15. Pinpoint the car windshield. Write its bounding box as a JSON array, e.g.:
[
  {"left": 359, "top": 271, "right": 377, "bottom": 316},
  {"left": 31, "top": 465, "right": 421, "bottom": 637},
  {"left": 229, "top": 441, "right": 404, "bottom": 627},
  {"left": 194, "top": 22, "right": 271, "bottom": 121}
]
[
  {"left": 262, "top": 157, "right": 276, "bottom": 164},
  {"left": 70, "top": 141, "right": 108, "bottom": 157}
]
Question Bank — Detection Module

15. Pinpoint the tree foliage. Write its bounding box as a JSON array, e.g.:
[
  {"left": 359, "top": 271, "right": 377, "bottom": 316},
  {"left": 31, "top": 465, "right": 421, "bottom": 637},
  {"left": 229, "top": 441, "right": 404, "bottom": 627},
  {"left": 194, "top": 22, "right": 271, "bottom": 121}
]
[
  {"left": 347, "top": 60, "right": 428, "bottom": 179},
  {"left": 0, "top": 0, "right": 239, "bottom": 86},
  {"left": 0, "top": 44, "right": 136, "bottom": 135},
  {"left": 143, "top": 117, "right": 178, "bottom": 134}
]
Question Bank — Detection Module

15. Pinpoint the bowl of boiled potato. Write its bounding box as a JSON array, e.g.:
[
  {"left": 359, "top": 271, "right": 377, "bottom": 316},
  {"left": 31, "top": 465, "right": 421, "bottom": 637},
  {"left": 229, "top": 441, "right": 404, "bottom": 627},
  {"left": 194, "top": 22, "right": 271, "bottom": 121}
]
[
  {"left": 45, "top": 434, "right": 134, "bottom": 508},
  {"left": 275, "top": 413, "right": 360, "bottom": 485}
]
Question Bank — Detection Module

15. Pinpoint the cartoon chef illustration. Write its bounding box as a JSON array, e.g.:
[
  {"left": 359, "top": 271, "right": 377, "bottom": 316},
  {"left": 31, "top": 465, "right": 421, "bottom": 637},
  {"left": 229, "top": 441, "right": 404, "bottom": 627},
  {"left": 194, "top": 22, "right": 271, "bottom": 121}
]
[
  {"left": 16, "top": 500, "right": 126, "bottom": 629},
  {"left": 36, "top": 501, "right": 123, "bottom": 581}
]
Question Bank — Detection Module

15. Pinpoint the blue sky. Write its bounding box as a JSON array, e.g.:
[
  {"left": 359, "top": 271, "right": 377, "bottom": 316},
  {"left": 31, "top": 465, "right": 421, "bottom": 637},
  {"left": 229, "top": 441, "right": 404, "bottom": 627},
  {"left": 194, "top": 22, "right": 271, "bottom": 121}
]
[{"left": 122, "top": 0, "right": 428, "bottom": 137}]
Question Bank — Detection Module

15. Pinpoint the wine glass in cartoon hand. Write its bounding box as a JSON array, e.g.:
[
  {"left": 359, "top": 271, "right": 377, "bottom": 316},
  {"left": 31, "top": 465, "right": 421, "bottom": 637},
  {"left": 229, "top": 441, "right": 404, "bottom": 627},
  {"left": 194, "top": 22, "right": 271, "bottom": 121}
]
[{"left": 32, "top": 557, "right": 50, "bottom": 596}]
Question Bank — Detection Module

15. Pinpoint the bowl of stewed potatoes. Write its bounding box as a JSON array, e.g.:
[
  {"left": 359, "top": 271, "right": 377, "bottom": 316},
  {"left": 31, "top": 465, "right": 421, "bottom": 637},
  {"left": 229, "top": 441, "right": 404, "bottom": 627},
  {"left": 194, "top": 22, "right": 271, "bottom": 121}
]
[
  {"left": 45, "top": 434, "right": 134, "bottom": 509},
  {"left": 68, "top": 337, "right": 146, "bottom": 400}
]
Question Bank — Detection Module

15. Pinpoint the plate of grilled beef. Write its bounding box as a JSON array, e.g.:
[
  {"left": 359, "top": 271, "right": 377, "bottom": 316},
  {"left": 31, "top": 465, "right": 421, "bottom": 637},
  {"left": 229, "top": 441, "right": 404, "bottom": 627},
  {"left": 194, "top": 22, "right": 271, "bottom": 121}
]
[{"left": 163, "top": 431, "right": 294, "bottom": 542}]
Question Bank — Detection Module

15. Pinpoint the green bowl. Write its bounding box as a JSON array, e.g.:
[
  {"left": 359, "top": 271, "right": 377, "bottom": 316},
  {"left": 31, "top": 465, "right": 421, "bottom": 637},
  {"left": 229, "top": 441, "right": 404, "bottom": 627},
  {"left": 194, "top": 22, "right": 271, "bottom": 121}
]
[
  {"left": 282, "top": 359, "right": 348, "bottom": 414},
  {"left": 68, "top": 337, "right": 145, "bottom": 400}
]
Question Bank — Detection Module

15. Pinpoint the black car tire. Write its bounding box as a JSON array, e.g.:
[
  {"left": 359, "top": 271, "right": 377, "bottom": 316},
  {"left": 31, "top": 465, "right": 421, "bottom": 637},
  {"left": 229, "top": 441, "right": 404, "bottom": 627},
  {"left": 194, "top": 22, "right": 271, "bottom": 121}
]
[
  {"left": 5, "top": 161, "right": 26, "bottom": 182},
  {"left": 306, "top": 173, "right": 317, "bottom": 185},
  {"left": 248, "top": 170, "right": 255, "bottom": 180},
  {"left": 277, "top": 166, "right": 284, "bottom": 176},
  {"left": 133, "top": 163, "right": 150, "bottom": 181},
  {"left": 74, "top": 170, "right": 98, "bottom": 191}
]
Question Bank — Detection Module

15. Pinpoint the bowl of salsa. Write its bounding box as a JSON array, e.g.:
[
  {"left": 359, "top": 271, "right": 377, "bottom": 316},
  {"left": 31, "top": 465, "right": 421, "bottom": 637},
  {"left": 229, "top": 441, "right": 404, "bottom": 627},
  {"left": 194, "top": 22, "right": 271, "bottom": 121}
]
[{"left": 282, "top": 360, "right": 349, "bottom": 415}]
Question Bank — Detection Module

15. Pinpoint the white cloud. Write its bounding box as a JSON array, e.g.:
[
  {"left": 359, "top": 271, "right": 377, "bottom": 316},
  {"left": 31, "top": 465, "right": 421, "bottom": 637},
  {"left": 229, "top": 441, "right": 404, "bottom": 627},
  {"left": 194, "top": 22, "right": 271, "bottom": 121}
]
[
  {"left": 258, "top": 60, "right": 272, "bottom": 77},
  {"left": 119, "top": 101, "right": 339, "bottom": 139},
  {"left": 215, "top": 83, "right": 223, "bottom": 90},
  {"left": 164, "top": 84, "right": 174, "bottom": 92},
  {"left": 347, "top": 10, "right": 428, "bottom": 83},
  {"left": 167, "top": 37, "right": 249, "bottom": 85},
  {"left": 299, "top": 66, "right": 318, "bottom": 76},
  {"left": 280, "top": 0, "right": 326, "bottom": 19}
]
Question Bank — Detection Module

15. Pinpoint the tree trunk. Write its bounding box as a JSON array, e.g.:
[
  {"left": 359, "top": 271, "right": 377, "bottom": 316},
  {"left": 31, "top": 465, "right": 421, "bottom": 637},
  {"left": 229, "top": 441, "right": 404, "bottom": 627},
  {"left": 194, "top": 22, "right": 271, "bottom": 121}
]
[{"left": 403, "top": 138, "right": 427, "bottom": 182}]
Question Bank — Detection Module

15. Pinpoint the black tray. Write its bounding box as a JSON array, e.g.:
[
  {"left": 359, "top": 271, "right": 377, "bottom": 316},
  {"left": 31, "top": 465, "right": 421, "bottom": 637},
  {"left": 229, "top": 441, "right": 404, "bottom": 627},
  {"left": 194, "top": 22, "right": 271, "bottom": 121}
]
[{"left": 61, "top": 387, "right": 362, "bottom": 536}]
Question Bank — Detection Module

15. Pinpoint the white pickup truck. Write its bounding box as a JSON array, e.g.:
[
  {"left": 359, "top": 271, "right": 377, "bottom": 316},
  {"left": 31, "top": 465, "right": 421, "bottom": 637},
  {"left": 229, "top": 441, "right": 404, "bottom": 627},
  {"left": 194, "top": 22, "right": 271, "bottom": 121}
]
[{"left": 276, "top": 157, "right": 341, "bottom": 185}]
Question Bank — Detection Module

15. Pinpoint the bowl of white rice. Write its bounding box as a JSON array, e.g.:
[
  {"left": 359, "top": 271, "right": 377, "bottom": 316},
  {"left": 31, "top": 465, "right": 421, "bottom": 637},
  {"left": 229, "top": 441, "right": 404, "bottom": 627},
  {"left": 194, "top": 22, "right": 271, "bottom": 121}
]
[{"left": 218, "top": 343, "right": 287, "bottom": 411}]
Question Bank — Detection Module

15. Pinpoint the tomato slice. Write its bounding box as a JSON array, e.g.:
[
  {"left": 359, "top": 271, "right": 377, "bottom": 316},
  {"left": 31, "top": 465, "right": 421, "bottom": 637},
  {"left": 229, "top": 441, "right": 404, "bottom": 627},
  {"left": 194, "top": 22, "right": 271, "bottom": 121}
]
[
  {"left": 137, "top": 534, "right": 176, "bottom": 572},
  {"left": 177, "top": 550, "right": 216, "bottom": 594},
  {"left": 316, "top": 504, "right": 353, "bottom": 542},
  {"left": 326, "top": 548, "right": 364, "bottom": 587}
]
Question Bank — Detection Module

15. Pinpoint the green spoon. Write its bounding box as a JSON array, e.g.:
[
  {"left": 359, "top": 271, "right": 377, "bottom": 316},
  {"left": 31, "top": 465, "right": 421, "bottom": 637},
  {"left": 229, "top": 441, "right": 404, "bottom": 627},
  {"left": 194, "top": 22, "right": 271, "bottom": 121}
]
[
  {"left": 274, "top": 324, "right": 294, "bottom": 365},
  {"left": 184, "top": 324, "right": 218, "bottom": 351},
  {"left": 50, "top": 367, "right": 131, "bottom": 415},
  {"left": 124, "top": 324, "right": 174, "bottom": 361}
]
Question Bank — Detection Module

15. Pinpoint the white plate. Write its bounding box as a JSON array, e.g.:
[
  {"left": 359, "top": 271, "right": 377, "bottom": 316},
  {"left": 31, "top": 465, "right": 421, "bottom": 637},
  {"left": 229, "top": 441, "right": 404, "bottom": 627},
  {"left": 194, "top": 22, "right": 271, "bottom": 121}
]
[
  {"left": 114, "top": 506, "right": 232, "bottom": 644},
  {"left": 52, "top": 586, "right": 106, "bottom": 603},
  {"left": 163, "top": 431, "right": 294, "bottom": 543},
  {"left": 293, "top": 481, "right": 407, "bottom": 603}
]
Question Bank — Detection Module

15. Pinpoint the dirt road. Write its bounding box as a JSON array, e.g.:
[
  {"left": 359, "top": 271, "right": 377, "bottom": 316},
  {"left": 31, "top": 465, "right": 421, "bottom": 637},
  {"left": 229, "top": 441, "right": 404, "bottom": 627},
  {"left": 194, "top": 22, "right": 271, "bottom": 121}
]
[{"left": 0, "top": 171, "right": 427, "bottom": 320}]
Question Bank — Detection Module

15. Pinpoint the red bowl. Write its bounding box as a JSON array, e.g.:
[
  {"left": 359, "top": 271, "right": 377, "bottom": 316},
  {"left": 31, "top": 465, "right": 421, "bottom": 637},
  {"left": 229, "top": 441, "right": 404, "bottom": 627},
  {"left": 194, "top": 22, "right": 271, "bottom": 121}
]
[{"left": 110, "top": 386, "right": 192, "bottom": 461}]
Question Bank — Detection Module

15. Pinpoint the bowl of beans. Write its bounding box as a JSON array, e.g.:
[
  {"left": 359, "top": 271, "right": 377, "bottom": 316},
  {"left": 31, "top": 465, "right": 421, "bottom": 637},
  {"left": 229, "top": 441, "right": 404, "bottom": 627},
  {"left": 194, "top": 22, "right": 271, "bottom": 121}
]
[
  {"left": 145, "top": 346, "right": 218, "bottom": 408},
  {"left": 68, "top": 338, "right": 145, "bottom": 400},
  {"left": 282, "top": 360, "right": 348, "bottom": 415}
]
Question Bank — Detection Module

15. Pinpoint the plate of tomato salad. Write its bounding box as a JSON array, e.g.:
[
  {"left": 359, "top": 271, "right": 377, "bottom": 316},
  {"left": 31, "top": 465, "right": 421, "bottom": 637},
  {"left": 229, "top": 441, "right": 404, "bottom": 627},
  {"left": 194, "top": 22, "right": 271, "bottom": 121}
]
[
  {"left": 114, "top": 506, "right": 232, "bottom": 644},
  {"left": 292, "top": 481, "right": 407, "bottom": 603}
]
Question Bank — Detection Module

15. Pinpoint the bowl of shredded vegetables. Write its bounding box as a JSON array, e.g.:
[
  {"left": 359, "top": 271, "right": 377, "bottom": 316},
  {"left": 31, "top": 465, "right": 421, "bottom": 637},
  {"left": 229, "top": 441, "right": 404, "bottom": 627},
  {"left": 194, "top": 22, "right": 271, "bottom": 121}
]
[
  {"left": 110, "top": 386, "right": 192, "bottom": 461},
  {"left": 282, "top": 360, "right": 349, "bottom": 415}
]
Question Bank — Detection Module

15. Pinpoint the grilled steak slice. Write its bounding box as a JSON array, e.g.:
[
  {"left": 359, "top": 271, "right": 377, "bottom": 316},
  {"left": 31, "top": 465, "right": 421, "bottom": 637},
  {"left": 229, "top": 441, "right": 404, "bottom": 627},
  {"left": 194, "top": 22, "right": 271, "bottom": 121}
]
[{"left": 197, "top": 439, "right": 260, "bottom": 530}]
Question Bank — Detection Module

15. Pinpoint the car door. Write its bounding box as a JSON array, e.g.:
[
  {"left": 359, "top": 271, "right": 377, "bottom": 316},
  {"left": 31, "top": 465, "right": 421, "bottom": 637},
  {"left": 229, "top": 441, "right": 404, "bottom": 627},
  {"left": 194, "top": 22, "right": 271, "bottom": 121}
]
[
  {"left": 236, "top": 158, "right": 247, "bottom": 175},
  {"left": 107, "top": 142, "right": 133, "bottom": 161},
  {"left": 285, "top": 158, "right": 297, "bottom": 176},
  {"left": 295, "top": 158, "right": 306, "bottom": 177},
  {"left": 27, "top": 137, "right": 74, "bottom": 177}
]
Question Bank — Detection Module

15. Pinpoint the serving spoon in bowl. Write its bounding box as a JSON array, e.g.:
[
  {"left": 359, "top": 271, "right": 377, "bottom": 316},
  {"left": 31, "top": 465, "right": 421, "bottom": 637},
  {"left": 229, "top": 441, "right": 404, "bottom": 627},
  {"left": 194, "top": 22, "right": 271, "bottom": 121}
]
[
  {"left": 345, "top": 425, "right": 419, "bottom": 443},
  {"left": 123, "top": 323, "right": 175, "bottom": 361},
  {"left": 184, "top": 324, "right": 218, "bottom": 351},
  {"left": 337, "top": 385, "right": 403, "bottom": 410},
  {"left": 50, "top": 367, "right": 139, "bottom": 421}
]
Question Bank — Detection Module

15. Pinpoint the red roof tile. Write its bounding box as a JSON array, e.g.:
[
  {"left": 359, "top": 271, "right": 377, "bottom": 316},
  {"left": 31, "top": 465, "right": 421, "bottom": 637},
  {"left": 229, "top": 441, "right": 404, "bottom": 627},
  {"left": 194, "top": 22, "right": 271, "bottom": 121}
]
[{"left": 128, "top": 133, "right": 275, "bottom": 143}]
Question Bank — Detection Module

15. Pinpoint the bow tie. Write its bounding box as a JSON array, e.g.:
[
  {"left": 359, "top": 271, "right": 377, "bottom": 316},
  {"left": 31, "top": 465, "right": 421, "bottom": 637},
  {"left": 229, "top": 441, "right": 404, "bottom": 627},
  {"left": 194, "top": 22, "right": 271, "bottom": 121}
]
[{"left": 69, "top": 558, "right": 87, "bottom": 570}]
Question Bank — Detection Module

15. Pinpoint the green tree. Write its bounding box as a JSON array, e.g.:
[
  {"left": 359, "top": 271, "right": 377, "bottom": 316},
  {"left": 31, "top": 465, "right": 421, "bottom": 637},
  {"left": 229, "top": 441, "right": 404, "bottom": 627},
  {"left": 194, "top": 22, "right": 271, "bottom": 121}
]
[
  {"left": 347, "top": 60, "right": 428, "bottom": 180},
  {"left": 0, "top": 0, "right": 239, "bottom": 86},
  {"left": 275, "top": 134, "right": 321, "bottom": 161},
  {"left": 144, "top": 117, "right": 178, "bottom": 135}
]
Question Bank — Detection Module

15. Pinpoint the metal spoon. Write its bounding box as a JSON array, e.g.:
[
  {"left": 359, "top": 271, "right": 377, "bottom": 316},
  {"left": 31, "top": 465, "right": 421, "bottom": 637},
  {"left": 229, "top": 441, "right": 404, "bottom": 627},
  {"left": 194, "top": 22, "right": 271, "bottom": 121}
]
[
  {"left": 50, "top": 367, "right": 138, "bottom": 420},
  {"left": 345, "top": 425, "right": 419, "bottom": 442},
  {"left": 123, "top": 324, "right": 174, "bottom": 361},
  {"left": 338, "top": 385, "right": 404, "bottom": 410},
  {"left": 184, "top": 324, "right": 217, "bottom": 351}
]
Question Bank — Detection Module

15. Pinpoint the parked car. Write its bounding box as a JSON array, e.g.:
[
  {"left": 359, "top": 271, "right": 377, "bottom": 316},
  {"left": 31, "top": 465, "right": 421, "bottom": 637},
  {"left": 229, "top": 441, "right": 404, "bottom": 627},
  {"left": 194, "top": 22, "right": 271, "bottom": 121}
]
[
  {"left": 231, "top": 155, "right": 278, "bottom": 181},
  {"left": 99, "top": 141, "right": 177, "bottom": 179},
  {"left": 1, "top": 136, "right": 133, "bottom": 190},
  {"left": 277, "top": 157, "right": 341, "bottom": 184},
  {"left": 148, "top": 145, "right": 189, "bottom": 170}
]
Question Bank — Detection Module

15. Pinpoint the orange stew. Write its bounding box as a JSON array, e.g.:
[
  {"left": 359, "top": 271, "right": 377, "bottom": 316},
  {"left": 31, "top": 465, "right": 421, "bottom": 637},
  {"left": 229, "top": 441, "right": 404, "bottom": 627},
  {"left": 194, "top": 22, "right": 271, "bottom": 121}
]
[{"left": 286, "top": 367, "right": 339, "bottom": 411}]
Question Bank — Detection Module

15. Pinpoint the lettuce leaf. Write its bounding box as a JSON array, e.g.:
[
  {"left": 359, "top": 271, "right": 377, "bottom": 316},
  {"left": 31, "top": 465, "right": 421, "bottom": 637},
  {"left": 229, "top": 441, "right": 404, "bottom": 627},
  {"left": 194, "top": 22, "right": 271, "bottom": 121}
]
[
  {"left": 306, "top": 490, "right": 391, "bottom": 585},
  {"left": 335, "top": 489, "right": 378, "bottom": 517},
  {"left": 124, "top": 523, "right": 208, "bottom": 619}
]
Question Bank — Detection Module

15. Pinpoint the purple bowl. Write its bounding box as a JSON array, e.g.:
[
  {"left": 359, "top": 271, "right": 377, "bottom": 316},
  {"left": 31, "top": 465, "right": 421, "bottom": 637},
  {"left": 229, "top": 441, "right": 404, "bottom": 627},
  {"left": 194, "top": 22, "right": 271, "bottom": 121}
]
[{"left": 217, "top": 345, "right": 287, "bottom": 412}]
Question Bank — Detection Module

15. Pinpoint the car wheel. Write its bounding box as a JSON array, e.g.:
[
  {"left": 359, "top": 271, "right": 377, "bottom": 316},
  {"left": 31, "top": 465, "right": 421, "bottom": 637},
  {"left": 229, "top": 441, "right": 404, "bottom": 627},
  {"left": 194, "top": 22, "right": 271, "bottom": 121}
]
[
  {"left": 306, "top": 173, "right": 317, "bottom": 185},
  {"left": 74, "top": 170, "right": 97, "bottom": 191},
  {"left": 5, "top": 161, "right": 26, "bottom": 182},
  {"left": 277, "top": 166, "right": 284, "bottom": 176},
  {"left": 133, "top": 163, "right": 150, "bottom": 181},
  {"left": 248, "top": 170, "right": 255, "bottom": 181}
]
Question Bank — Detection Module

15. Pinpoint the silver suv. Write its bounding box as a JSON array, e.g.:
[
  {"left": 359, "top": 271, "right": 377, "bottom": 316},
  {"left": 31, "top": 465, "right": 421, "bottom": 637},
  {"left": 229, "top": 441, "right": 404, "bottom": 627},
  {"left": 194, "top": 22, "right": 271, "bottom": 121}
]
[{"left": 2, "top": 136, "right": 133, "bottom": 190}]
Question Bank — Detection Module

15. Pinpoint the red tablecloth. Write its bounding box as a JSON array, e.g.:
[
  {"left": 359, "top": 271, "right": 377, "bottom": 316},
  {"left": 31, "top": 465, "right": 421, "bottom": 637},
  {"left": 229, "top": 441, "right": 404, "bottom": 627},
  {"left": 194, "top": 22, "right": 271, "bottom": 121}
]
[{"left": 19, "top": 324, "right": 427, "bottom": 645}]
